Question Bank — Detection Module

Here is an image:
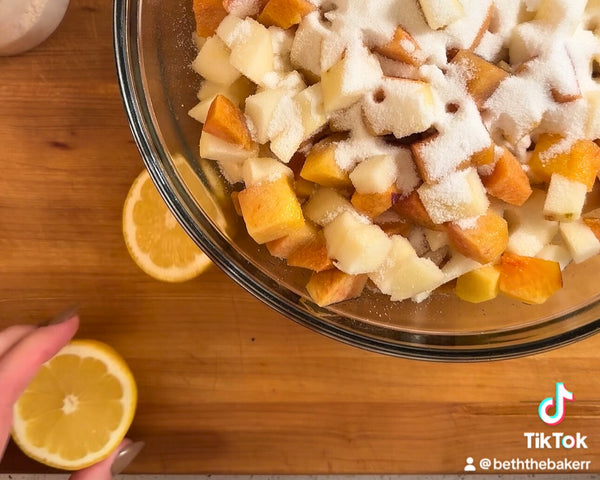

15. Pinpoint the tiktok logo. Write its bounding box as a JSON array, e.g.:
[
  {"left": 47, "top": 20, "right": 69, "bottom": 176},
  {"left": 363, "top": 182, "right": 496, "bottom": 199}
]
[{"left": 538, "top": 383, "right": 574, "bottom": 426}]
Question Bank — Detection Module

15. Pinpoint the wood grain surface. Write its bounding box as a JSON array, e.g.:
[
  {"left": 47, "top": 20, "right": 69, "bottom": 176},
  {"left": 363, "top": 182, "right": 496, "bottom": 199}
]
[{"left": 1, "top": 0, "right": 600, "bottom": 475}]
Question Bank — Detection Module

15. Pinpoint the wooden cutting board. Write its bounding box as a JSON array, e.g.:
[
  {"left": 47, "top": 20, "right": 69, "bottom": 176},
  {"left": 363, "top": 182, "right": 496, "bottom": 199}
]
[{"left": 1, "top": 0, "right": 600, "bottom": 475}]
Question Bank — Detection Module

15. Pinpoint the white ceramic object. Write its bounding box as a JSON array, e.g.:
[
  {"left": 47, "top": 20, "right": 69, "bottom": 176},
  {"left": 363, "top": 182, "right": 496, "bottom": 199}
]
[{"left": 0, "top": 0, "right": 70, "bottom": 56}]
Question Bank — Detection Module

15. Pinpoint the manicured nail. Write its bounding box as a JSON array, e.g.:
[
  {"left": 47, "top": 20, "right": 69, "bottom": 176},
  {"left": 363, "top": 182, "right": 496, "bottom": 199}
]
[
  {"left": 111, "top": 441, "right": 144, "bottom": 475},
  {"left": 38, "top": 305, "right": 79, "bottom": 327}
]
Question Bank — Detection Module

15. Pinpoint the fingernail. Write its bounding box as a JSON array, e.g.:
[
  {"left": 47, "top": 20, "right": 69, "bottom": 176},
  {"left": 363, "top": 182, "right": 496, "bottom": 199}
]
[
  {"left": 111, "top": 441, "right": 144, "bottom": 475},
  {"left": 38, "top": 305, "right": 79, "bottom": 327}
]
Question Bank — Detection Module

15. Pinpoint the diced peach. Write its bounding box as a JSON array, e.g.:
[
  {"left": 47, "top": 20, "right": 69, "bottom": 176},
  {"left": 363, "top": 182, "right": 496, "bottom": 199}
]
[
  {"left": 193, "top": 0, "right": 228, "bottom": 37},
  {"left": 257, "top": 0, "right": 315, "bottom": 29},
  {"left": 295, "top": 177, "right": 315, "bottom": 199},
  {"left": 203, "top": 95, "right": 254, "bottom": 150},
  {"left": 351, "top": 186, "right": 395, "bottom": 218},
  {"left": 471, "top": 144, "right": 495, "bottom": 166},
  {"left": 300, "top": 137, "right": 352, "bottom": 189},
  {"left": 451, "top": 50, "right": 509, "bottom": 107},
  {"left": 455, "top": 265, "right": 500, "bottom": 304},
  {"left": 481, "top": 147, "right": 532, "bottom": 206},
  {"left": 499, "top": 253, "right": 563, "bottom": 305},
  {"left": 392, "top": 191, "right": 438, "bottom": 230},
  {"left": 287, "top": 231, "right": 334, "bottom": 272},
  {"left": 445, "top": 211, "right": 508, "bottom": 264},
  {"left": 266, "top": 221, "right": 318, "bottom": 259},
  {"left": 529, "top": 135, "right": 600, "bottom": 192},
  {"left": 375, "top": 27, "right": 423, "bottom": 66},
  {"left": 583, "top": 217, "right": 600, "bottom": 242},
  {"left": 305, "top": 269, "right": 368, "bottom": 307},
  {"left": 238, "top": 177, "right": 305, "bottom": 244}
]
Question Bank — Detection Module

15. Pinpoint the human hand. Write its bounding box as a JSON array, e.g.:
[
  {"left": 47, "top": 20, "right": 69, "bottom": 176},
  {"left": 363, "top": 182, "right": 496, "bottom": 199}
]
[{"left": 0, "top": 309, "right": 143, "bottom": 479}]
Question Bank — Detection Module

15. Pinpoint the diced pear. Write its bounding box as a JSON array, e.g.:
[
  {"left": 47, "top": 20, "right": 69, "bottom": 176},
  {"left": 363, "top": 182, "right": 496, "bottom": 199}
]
[
  {"left": 559, "top": 220, "right": 600, "bottom": 264},
  {"left": 499, "top": 253, "right": 562, "bottom": 305},
  {"left": 543, "top": 174, "right": 587, "bottom": 222},
  {"left": 536, "top": 244, "right": 572, "bottom": 271},
  {"left": 529, "top": 135, "right": 600, "bottom": 192},
  {"left": 585, "top": 91, "right": 600, "bottom": 139},
  {"left": 238, "top": 177, "right": 305, "bottom": 244},
  {"left": 192, "top": 36, "right": 241, "bottom": 86},
  {"left": 455, "top": 265, "right": 500, "bottom": 304},
  {"left": 192, "top": 0, "right": 227, "bottom": 37},
  {"left": 216, "top": 14, "right": 246, "bottom": 49},
  {"left": 424, "top": 229, "right": 449, "bottom": 251},
  {"left": 418, "top": 168, "right": 489, "bottom": 224},
  {"left": 244, "top": 88, "right": 288, "bottom": 144},
  {"left": 324, "top": 211, "right": 392, "bottom": 274},
  {"left": 257, "top": 0, "right": 315, "bottom": 29},
  {"left": 242, "top": 157, "right": 294, "bottom": 187},
  {"left": 370, "top": 236, "right": 445, "bottom": 302},
  {"left": 418, "top": 0, "right": 465, "bottom": 30},
  {"left": 321, "top": 47, "right": 383, "bottom": 113},
  {"left": 303, "top": 188, "right": 354, "bottom": 226},
  {"left": 300, "top": 137, "right": 351, "bottom": 189},
  {"left": 290, "top": 12, "right": 330, "bottom": 78},
  {"left": 504, "top": 189, "right": 559, "bottom": 257},
  {"left": 287, "top": 231, "right": 334, "bottom": 272},
  {"left": 305, "top": 269, "right": 368, "bottom": 307},
  {"left": 535, "top": 0, "right": 586, "bottom": 33},
  {"left": 349, "top": 155, "right": 397, "bottom": 194},
  {"left": 445, "top": 211, "right": 508, "bottom": 264},
  {"left": 203, "top": 95, "right": 255, "bottom": 149},
  {"left": 229, "top": 18, "right": 274, "bottom": 85},
  {"left": 481, "top": 146, "right": 532, "bottom": 206},
  {"left": 200, "top": 131, "right": 259, "bottom": 163},
  {"left": 294, "top": 83, "right": 327, "bottom": 140}
]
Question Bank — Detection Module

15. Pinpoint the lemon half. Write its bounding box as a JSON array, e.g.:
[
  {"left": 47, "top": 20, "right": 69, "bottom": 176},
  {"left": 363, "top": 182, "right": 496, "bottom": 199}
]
[
  {"left": 123, "top": 168, "right": 212, "bottom": 282},
  {"left": 12, "top": 340, "right": 137, "bottom": 470}
]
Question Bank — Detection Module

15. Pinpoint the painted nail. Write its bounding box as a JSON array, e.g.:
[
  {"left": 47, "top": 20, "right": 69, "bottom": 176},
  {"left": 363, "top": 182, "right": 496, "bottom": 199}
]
[
  {"left": 38, "top": 305, "right": 79, "bottom": 327},
  {"left": 111, "top": 441, "right": 145, "bottom": 475}
]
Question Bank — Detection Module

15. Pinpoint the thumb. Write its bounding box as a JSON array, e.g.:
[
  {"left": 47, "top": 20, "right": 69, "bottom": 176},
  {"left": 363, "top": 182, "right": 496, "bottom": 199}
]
[{"left": 69, "top": 439, "right": 144, "bottom": 480}]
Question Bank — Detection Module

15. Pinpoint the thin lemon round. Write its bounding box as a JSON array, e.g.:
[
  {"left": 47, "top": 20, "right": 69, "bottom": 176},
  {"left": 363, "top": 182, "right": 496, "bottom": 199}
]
[
  {"left": 12, "top": 339, "right": 137, "bottom": 471},
  {"left": 123, "top": 168, "right": 212, "bottom": 282}
]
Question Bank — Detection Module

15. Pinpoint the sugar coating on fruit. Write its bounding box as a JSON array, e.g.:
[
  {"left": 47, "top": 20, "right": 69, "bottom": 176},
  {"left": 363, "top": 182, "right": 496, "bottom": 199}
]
[{"left": 188, "top": 0, "right": 600, "bottom": 306}]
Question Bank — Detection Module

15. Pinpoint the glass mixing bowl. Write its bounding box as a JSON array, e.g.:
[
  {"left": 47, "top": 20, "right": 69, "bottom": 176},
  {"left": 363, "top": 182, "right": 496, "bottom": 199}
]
[{"left": 113, "top": 0, "right": 600, "bottom": 361}]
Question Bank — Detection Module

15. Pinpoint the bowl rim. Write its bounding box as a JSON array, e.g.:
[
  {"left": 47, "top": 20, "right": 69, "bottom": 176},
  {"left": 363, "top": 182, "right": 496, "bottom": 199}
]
[{"left": 112, "top": 0, "right": 600, "bottom": 361}]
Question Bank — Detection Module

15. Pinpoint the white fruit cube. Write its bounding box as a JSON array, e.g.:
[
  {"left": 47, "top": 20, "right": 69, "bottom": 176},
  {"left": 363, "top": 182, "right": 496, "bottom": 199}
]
[
  {"left": 200, "top": 131, "right": 259, "bottom": 163},
  {"left": 217, "top": 159, "right": 245, "bottom": 184},
  {"left": 543, "top": 174, "right": 587, "bottom": 222},
  {"left": 537, "top": 244, "right": 573, "bottom": 270},
  {"left": 290, "top": 12, "right": 330, "bottom": 77},
  {"left": 192, "top": 36, "right": 241, "bottom": 86},
  {"left": 303, "top": 188, "right": 354, "bottom": 226},
  {"left": 216, "top": 14, "right": 246, "bottom": 49},
  {"left": 559, "top": 220, "right": 600, "bottom": 264},
  {"left": 294, "top": 83, "right": 327, "bottom": 140},
  {"left": 370, "top": 236, "right": 445, "bottom": 302},
  {"left": 245, "top": 88, "right": 288, "bottom": 144},
  {"left": 242, "top": 157, "right": 294, "bottom": 187},
  {"left": 190, "top": 78, "right": 254, "bottom": 124},
  {"left": 418, "top": 0, "right": 465, "bottom": 30},
  {"left": 321, "top": 46, "right": 383, "bottom": 113},
  {"left": 349, "top": 155, "right": 397, "bottom": 194},
  {"left": 418, "top": 168, "right": 489, "bottom": 224},
  {"left": 324, "top": 211, "right": 392, "bottom": 274},
  {"left": 535, "top": 0, "right": 586, "bottom": 33},
  {"left": 269, "top": 102, "right": 304, "bottom": 163},
  {"left": 505, "top": 189, "right": 559, "bottom": 256},
  {"left": 229, "top": 19, "right": 274, "bottom": 85},
  {"left": 362, "top": 78, "right": 435, "bottom": 139},
  {"left": 424, "top": 229, "right": 450, "bottom": 252},
  {"left": 585, "top": 91, "right": 600, "bottom": 139}
]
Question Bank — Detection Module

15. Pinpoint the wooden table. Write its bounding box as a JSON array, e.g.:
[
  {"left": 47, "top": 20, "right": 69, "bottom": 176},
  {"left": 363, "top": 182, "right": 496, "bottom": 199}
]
[{"left": 1, "top": 0, "right": 600, "bottom": 475}]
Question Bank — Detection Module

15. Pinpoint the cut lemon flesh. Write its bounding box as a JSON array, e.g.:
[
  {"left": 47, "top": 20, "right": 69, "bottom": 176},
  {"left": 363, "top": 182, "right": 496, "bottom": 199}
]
[
  {"left": 12, "top": 340, "right": 137, "bottom": 470},
  {"left": 123, "top": 168, "right": 212, "bottom": 282}
]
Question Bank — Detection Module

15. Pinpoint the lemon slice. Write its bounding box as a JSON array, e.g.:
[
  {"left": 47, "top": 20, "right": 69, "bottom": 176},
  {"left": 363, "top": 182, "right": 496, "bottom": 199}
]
[
  {"left": 123, "top": 168, "right": 212, "bottom": 282},
  {"left": 12, "top": 340, "right": 137, "bottom": 470}
]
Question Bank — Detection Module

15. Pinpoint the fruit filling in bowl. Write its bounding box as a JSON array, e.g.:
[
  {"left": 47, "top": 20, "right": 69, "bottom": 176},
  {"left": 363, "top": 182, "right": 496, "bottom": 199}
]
[{"left": 187, "top": 0, "right": 600, "bottom": 307}]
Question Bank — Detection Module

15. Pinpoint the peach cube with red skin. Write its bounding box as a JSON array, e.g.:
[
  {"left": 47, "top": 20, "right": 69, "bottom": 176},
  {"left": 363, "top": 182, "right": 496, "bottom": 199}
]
[{"left": 238, "top": 177, "right": 305, "bottom": 244}]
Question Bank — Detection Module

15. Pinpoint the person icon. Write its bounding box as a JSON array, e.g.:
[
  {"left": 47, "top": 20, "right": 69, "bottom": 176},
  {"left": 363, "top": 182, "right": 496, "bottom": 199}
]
[{"left": 464, "top": 457, "right": 476, "bottom": 472}]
